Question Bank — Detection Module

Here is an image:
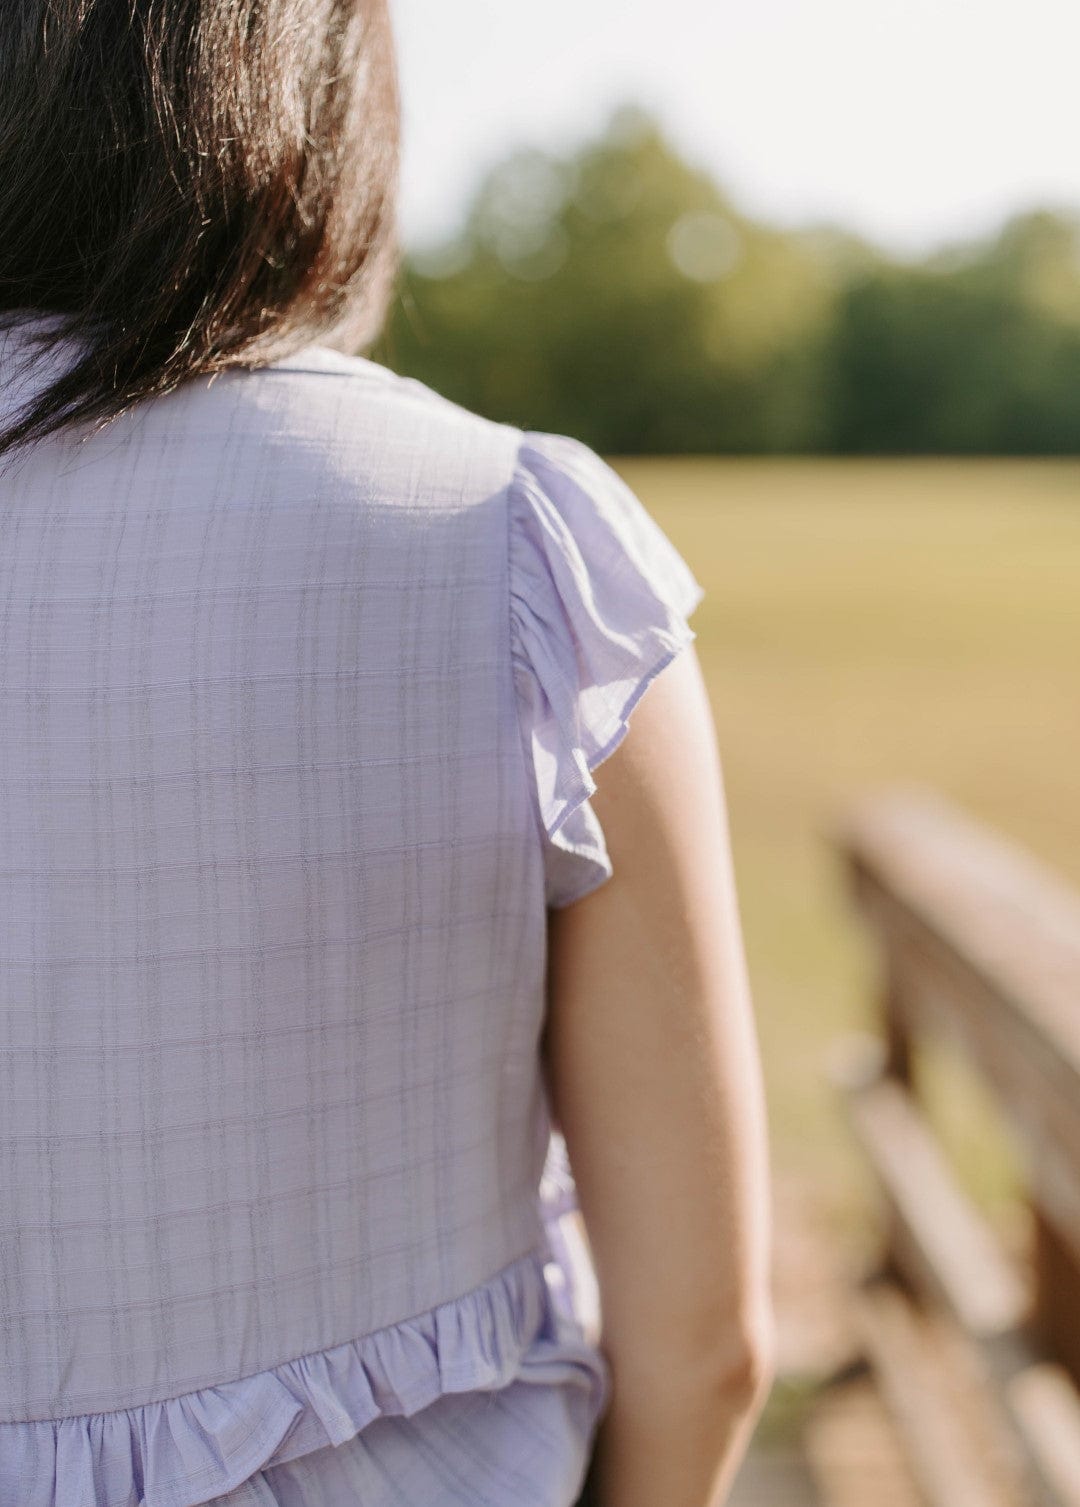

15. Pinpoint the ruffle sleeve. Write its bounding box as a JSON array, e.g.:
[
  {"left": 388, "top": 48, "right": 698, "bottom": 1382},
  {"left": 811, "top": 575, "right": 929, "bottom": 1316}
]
[{"left": 509, "top": 431, "right": 706, "bottom": 910}]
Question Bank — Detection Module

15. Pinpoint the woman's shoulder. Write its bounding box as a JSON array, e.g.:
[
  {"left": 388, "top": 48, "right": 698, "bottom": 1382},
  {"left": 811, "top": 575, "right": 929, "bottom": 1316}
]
[
  {"left": 255, "top": 344, "right": 520, "bottom": 451},
  {"left": 203, "top": 344, "right": 526, "bottom": 511},
  {"left": 254, "top": 343, "right": 463, "bottom": 410}
]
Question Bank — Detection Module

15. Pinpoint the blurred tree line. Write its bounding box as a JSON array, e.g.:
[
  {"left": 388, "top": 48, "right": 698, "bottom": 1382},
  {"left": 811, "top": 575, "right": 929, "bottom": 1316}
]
[{"left": 369, "top": 106, "right": 1080, "bottom": 454}]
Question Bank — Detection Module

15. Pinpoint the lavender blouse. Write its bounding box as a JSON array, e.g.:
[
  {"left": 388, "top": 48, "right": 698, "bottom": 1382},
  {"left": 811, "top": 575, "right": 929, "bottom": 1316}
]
[{"left": 0, "top": 315, "right": 705, "bottom": 1507}]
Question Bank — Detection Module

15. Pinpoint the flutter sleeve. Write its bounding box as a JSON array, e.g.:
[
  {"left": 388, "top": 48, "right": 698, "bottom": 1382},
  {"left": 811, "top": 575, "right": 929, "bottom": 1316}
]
[{"left": 508, "top": 429, "right": 706, "bottom": 910}]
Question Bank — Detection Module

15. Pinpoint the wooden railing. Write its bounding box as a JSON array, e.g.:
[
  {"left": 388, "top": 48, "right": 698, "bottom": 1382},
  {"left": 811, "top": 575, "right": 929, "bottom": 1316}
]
[{"left": 824, "top": 784, "right": 1080, "bottom": 1507}]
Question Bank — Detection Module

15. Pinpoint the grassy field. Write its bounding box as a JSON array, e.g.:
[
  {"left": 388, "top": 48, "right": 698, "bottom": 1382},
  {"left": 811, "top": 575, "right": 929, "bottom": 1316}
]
[{"left": 609, "top": 457, "right": 1080, "bottom": 1242}]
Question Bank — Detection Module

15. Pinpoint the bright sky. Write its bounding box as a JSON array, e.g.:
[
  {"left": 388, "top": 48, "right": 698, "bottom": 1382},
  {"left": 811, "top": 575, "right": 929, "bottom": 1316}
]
[{"left": 391, "top": 0, "right": 1080, "bottom": 258}]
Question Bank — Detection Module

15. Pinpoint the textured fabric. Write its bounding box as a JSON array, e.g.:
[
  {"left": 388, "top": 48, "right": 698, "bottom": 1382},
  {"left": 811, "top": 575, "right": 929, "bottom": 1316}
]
[{"left": 0, "top": 311, "right": 705, "bottom": 1507}]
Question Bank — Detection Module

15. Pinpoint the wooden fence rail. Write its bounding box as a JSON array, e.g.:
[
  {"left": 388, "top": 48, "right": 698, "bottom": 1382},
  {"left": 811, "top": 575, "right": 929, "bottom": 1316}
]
[{"left": 822, "top": 784, "right": 1080, "bottom": 1507}]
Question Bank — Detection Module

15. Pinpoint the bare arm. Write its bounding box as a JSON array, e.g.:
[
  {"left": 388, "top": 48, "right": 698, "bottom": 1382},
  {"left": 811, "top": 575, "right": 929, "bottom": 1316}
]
[{"left": 542, "top": 642, "right": 775, "bottom": 1507}]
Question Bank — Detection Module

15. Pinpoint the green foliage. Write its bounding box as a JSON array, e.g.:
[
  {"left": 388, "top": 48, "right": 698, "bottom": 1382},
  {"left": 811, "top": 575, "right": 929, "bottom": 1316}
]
[
  {"left": 370, "top": 107, "right": 1080, "bottom": 454},
  {"left": 825, "top": 246, "right": 1080, "bottom": 454}
]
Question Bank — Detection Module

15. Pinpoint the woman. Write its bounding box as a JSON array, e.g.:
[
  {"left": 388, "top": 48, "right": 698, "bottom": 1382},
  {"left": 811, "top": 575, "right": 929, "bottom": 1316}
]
[{"left": 0, "top": 2, "right": 775, "bottom": 1505}]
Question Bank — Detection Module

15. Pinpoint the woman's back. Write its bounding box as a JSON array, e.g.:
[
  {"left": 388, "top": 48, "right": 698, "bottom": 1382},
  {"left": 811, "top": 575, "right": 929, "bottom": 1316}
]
[
  {"left": 0, "top": 320, "right": 708, "bottom": 1506},
  {"left": 0, "top": 0, "right": 775, "bottom": 1496}
]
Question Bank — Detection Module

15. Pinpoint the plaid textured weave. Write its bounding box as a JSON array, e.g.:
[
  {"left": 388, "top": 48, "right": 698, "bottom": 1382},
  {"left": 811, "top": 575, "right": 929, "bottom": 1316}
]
[{"left": 0, "top": 315, "right": 704, "bottom": 1506}]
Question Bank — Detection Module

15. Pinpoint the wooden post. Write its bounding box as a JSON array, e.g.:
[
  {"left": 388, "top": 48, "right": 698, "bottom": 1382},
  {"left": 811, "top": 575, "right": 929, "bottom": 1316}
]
[
  {"left": 881, "top": 954, "right": 916, "bottom": 1296},
  {"left": 881, "top": 947, "right": 913, "bottom": 1088},
  {"left": 1031, "top": 1211, "right": 1080, "bottom": 1390}
]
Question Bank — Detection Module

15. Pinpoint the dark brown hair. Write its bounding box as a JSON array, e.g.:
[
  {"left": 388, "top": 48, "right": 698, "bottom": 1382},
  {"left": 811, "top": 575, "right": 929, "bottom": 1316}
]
[{"left": 0, "top": 0, "right": 400, "bottom": 460}]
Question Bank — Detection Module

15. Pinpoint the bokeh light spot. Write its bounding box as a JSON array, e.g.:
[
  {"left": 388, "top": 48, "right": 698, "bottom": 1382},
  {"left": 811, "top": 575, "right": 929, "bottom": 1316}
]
[{"left": 667, "top": 211, "right": 743, "bottom": 282}]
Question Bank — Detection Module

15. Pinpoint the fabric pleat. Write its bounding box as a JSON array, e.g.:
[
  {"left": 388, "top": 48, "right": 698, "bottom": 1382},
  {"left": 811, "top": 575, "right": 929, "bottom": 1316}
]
[{"left": 0, "top": 1238, "right": 608, "bottom": 1507}]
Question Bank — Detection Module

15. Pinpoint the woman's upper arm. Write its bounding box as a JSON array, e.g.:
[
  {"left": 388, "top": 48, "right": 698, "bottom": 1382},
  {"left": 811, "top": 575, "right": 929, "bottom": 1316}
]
[
  {"left": 542, "top": 640, "right": 775, "bottom": 1393},
  {"left": 505, "top": 426, "right": 773, "bottom": 1389}
]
